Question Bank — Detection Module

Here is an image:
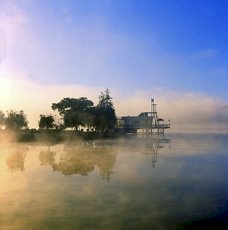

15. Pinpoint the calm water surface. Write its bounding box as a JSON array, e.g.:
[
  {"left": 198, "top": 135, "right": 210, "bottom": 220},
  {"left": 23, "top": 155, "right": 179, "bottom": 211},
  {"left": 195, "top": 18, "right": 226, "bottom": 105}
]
[{"left": 0, "top": 133, "right": 228, "bottom": 229}]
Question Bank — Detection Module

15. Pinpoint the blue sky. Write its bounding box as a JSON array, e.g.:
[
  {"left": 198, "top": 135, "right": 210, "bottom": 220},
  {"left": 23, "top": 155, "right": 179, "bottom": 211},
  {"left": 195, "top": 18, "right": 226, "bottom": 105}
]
[{"left": 0, "top": 0, "right": 228, "bottom": 129}]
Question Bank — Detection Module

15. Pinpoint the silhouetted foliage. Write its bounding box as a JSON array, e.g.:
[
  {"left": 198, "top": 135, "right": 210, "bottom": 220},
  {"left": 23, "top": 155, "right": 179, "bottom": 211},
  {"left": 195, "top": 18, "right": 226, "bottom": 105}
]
[
  {"left": 0, "top": 89, "right": 117, "bottom": 141},
  {"left": 98, "top": 88, "right": 114, "bottom": 108},
  {"left": 5, "top": 110, "right": 28, "bottom": 130},
  {"left": 39, "top": 114, "right": 55, "bottom": 129},
  {"left": 94, "top": 89, "right": 117, "bottom": 131},
  {"left": 52, "top": 97, "right": 94, "bottom": 130},
  {"left": 51, "top": 90, "right": 116, "bottom": 132},
  {"left": 18, "top": 129, "right": 36, "bottom": 142}
]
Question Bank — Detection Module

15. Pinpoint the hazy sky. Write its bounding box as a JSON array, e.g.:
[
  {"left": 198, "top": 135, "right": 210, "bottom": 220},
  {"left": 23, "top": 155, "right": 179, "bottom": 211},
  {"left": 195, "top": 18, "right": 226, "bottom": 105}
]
[{"left": 0, "top": 0, "right": 228, "bottom": 129}]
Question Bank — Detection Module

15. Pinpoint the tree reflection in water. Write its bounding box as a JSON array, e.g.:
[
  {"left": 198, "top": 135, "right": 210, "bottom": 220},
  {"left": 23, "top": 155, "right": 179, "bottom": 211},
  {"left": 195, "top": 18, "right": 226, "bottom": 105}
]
[
  {"left": 39, "top": 149, "right": 56, "bottom": 166},
  {"left": 6, "top": 145, "right": 28, "bottom": 172},
  {"left": 39, "top": 143, "right": 116, "bottom": 181}
]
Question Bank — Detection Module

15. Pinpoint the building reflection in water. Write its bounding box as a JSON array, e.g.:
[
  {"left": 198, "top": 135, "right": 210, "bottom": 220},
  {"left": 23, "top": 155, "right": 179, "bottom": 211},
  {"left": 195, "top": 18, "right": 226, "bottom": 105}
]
[{"left": 141, "top": 137, "right": 170, "bottom": 168}]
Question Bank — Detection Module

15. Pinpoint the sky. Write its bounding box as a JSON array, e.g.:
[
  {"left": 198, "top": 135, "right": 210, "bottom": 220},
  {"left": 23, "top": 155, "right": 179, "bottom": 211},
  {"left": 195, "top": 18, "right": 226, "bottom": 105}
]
[{"left": 0, "top": 0, "right": 228, "bottom": 130}]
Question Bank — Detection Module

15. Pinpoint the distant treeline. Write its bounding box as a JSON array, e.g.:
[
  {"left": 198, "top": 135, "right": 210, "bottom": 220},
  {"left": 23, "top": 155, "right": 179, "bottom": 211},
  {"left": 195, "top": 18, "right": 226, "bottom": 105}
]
[{"left": 0, "top": 89, "right": 117, "bottom": 137}]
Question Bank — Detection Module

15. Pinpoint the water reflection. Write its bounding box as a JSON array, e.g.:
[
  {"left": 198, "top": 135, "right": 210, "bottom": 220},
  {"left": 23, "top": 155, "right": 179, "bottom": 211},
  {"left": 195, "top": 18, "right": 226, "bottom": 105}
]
[
  {"left": 39, "top": 148, "right": 56, "bottom": 166},
  {"left": 4, "top": 137, "right": 170, "bottom": 175},
  {"left": 142, "top": 137, "right": 170, "bottom": 168},
  {"left": 6, "top": 145, "right": 28, "bottom": 172},
  {"left": 39, "top": 143, "right": 116, "bottom": 181},
  {"left": 1, "top": 134, "right": 228, "bottom": 229}
]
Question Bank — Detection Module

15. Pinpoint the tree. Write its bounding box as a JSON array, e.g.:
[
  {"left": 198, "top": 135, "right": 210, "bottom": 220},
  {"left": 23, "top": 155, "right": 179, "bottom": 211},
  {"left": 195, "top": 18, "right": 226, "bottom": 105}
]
[
  {"left": 5, "top": 110, "right": 28, "bottom": 130},
  {"left": 97, "top": 88, "right": 114, "bottom": 108},
  {"left": 94, "top": 89, "right": 117, "bottom": 131},
  {"left": 38, "top": 115, "right": 55, "bottom": 130},
  {"left": 0, "top": 110, "right": 5, "bottom": 129},
  {"left": 52, "top": 97, "right": 94, "bottom": 130}
]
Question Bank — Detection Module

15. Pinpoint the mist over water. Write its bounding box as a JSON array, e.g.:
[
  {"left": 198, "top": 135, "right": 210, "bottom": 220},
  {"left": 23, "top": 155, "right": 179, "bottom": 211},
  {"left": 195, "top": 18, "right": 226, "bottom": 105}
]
[{"left": 0, "top": 133, "right": 228, "bottom": 229}]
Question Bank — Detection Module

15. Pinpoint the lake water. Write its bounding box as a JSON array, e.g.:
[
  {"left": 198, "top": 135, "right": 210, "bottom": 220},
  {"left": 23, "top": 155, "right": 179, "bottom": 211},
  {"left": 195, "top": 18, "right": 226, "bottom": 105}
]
[{"left": 0, "top": 133, "right": 228, "bottom": 229}]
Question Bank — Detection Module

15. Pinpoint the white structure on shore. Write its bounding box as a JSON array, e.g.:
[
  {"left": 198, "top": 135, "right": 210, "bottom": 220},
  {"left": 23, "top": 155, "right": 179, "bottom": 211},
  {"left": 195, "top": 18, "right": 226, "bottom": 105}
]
[{"left": 116, "top": 99, "right": 170, "bottom": 135}]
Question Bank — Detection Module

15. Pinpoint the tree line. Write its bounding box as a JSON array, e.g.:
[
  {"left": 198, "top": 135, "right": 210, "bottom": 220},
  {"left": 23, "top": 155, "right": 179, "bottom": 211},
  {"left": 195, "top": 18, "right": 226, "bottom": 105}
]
[{"left": 0, "top": 89, "right": 117, "bottom": 132}]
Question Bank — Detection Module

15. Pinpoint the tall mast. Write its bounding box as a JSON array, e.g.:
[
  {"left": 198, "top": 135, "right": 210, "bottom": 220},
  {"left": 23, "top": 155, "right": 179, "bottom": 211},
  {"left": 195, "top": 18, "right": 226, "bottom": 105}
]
[
  {"left": 151, "top": 98, "right": 158, "bottom": 125},
  {"left": 151, "top": 98, "right": 153, "bottom": 134}
]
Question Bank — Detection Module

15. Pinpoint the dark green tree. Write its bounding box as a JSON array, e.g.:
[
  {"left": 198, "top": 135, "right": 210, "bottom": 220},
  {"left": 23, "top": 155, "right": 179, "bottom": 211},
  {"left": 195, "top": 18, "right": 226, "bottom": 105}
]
[
  {"left": 5, "top": 110, "right": 28, "bottom": 130},
  {"left": 52, "top": 97, "right": 94, "bottom": 130},
  {"left": 93, "top": 89, "right": 117, "bottom": 131},
  {"left": 0, "top": 110, "right": 5, "bottom": 129},
  {"left": 38, "top": 115, "right": 55, "bottom": 130},
  {"left": 98, "top": 88, "right": 114, "bottom": 108}
]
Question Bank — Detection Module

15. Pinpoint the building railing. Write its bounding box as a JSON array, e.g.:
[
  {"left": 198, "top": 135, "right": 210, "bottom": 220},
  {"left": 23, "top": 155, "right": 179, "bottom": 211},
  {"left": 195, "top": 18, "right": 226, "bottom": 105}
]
[{"left": 115, "top": 123, "right": 170, "bottom": 130}]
